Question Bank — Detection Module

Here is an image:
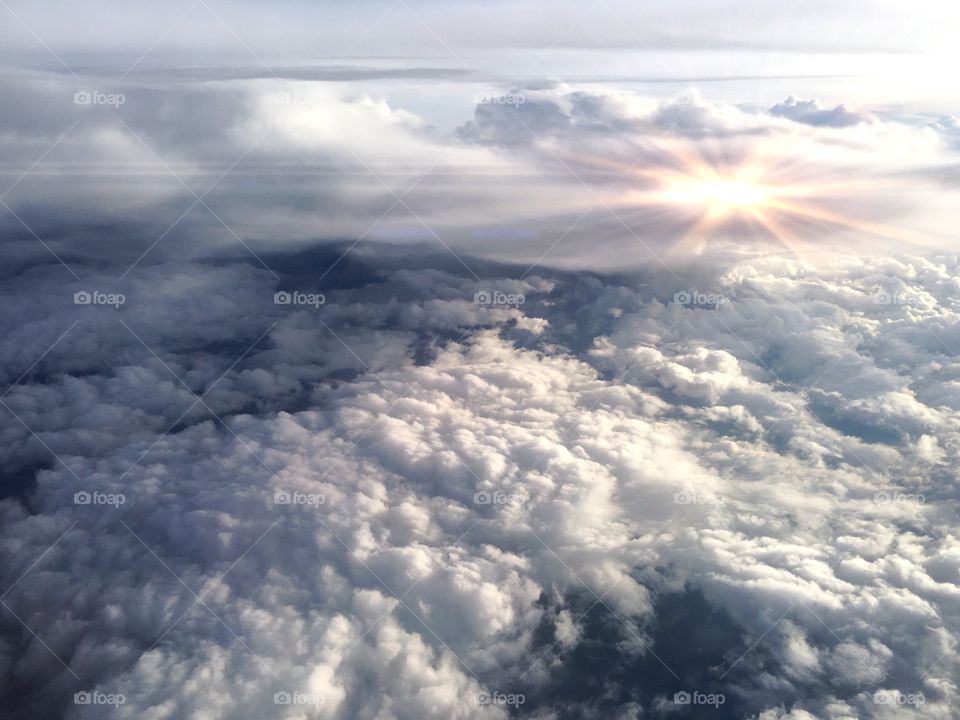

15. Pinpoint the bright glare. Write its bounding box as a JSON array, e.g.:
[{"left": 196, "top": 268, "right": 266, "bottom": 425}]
[
  {"left": 697, "top": 180, "right": 767, "bottom": 208},
  {"left": 582, "top": 138, "right": 923, "bottom": 257},
  {"left": 663, "top": 175, "right": 769, "bottom": 213}
]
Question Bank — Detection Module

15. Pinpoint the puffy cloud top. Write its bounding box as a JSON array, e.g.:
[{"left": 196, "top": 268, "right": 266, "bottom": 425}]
[
  {"left": 769, "top": 96, "right": 871, "bottom": 127},
  {"left": 2, "top": 248, "right": 959, "bottom": 718}
]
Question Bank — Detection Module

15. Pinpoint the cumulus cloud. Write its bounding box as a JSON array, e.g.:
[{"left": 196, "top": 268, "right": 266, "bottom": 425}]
[
  {"left": 2, "top": 246, "right": 960, "bottom": 718},
  {"left": 769, "top": 97, "right": 871, "bottom": 127}
]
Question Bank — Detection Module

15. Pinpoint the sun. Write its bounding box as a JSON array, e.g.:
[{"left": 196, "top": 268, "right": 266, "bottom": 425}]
[
  {"left": 662, "top": 173, "right": 770, "bottom": 214},
  {"left": 650, "top": 163, "right": 822, "bottom": 255},
  {"left": 556, "top": 137, "right": 924, "bottom": 258}
]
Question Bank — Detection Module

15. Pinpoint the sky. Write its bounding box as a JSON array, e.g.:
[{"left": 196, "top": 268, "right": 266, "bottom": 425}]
[{"left": 1, "top": 1, "right": 959, "bottom": 719}]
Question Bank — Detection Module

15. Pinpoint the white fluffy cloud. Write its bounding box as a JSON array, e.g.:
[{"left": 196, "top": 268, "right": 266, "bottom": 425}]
[{"left": 2, "top": 249, "right": 960, "bottom": 718}]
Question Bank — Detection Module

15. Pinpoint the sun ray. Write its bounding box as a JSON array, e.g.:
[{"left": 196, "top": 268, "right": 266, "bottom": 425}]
[
  {"left": 542, "top": 135, "right": 922, "bottom": 259},
  {"left": 665, "top": 208, "right": 727, "bottom": 256},
  {"left": 744, "top": 207, "right": 819, "bottom": 260},
  {"left": 764, "top": 199, "right": 925, "bottom": 246}
]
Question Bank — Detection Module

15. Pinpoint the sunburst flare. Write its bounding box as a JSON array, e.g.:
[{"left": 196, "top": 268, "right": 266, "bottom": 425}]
[{"left": 562, "top": 137, "right": 926, "bottom": 259}]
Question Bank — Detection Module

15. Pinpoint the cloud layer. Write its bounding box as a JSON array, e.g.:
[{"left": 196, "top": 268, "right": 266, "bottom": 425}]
[
  {"left": 1, "top": 72, "right": 957, "bottom": 274},
  {"left": 2, "top": 246, "right": 959, "bottom": 718},
  {"left": 3, "top": 7, "right": 959, "bottom": 714}
]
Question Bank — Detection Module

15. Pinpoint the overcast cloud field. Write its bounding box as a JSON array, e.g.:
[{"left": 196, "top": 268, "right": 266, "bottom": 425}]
[{"left": 1, "top": 2, "right": 960, "bottom": 719}]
